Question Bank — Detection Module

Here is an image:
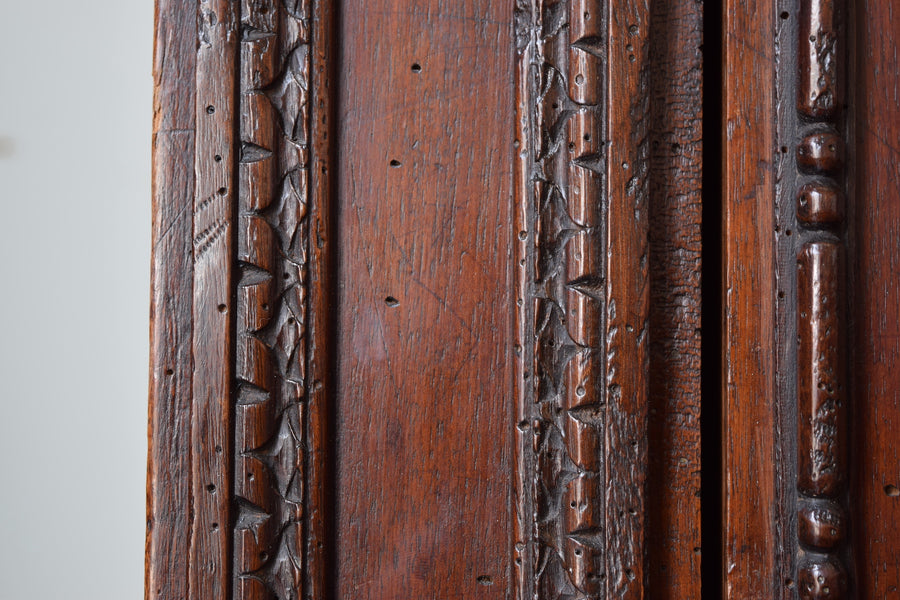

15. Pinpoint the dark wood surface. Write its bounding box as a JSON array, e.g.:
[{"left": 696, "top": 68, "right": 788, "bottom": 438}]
[
  {"left": 646, "top": 0, "right": 703, "bottom": 595},
  {"left": 852, "top": 0, "right": 900, "bottom": 595},
  {"left": 147, "top": 0, "right": 900, "bottom": 598}
]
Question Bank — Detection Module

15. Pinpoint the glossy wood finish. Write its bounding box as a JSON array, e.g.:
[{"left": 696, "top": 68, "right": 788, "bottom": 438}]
[
  {"left": 149, "top": 0, "right": 705, "bottom": 595},
  {"left": 722, "top": 0, "right": 778, "bottom": 595},
  {"left": 852, "top": 0, "right": 900, "bottom": 595},
  {"left": 791, "top": 3, "right": 852, "bottom": 595}
]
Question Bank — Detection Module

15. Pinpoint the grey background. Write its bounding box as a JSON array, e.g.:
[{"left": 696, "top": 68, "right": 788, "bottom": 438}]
[{"left": 0, "top": 2, "right": 153, "bottom": 597}]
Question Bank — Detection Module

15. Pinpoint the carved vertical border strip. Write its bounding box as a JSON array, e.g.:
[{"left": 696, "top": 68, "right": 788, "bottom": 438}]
[
  {"left": 513, "top": 1, "right": 537, "bottom": 599},
  {"left": 233, "top": 1, "right": 311, "bottom": 598},
  {"left": 515, "top": 0, "right": 649, "bottom": 597},
  {"left": 304, "top": 0, "right": 337, "bottom": 596},
  {"left": 228, "top": 0, "right": 335, "bottom": 598},
  {"left": 793, "top": 0, "right": 851, "bottom": 596}
]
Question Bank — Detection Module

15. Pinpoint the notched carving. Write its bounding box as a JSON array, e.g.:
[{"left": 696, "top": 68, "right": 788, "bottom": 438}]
[{"left": 233, "top": 1, "right": 311, "bottom": 599}]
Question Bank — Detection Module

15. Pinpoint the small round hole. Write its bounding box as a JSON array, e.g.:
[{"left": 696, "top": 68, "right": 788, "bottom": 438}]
[
  {"left": 885, "top": 484, "right": 900, "bottom": 497},
  {"left": 411, "top": 63, "right": 422, "bottom": 73},
  {"left": 389, "top": 159, "right": 401, "bottom": 167},
  {"left": 206, "top": 105, "right": 215, "bottom": 114},
  {"left": 217, "top": 186, "right": 227, "bottom": 196},
  {"left": 206, "top": 484, "right": 216, "bottom": 493},
  {"left": 165, "top": 368, "right": 174, "bottom": 376},
  {"left": 217, "top": 303, "right": 227, "bottom": 313},
  {"left": 214, "top": 154, "right": 222, "bottom": 162},
  {"left": 780, "top": 11, "right": 789, "bottom": 19},
  {"left": 385, "top": 296, "right": 400, "bottom": 307}
]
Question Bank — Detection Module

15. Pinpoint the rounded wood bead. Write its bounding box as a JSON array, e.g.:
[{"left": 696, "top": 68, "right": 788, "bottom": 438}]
[
  {"left": 798, "top": 500, "right": 847, "bottom": 550},
  {"left": 797, "top": 182, "right": 845, "bottom": 227},
  {"left": 797, "top": 131, "right": 844, "bottom": 174},
  {"left": 798, "top": 558, "right": 847, "bottom": 599}
]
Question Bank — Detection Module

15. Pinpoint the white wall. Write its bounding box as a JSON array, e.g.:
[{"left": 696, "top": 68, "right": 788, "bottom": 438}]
[{"left": 0, "top": 2, "right": 152, "bottom": 597}]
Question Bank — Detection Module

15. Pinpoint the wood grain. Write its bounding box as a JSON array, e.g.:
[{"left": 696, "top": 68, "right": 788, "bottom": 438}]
[
  {"left": 190, "top": 2, "right": 238, "bottom": 596},
  {"left": 146, "top": 2, "right": 196, "bottom": 598},
  {"left": 148, "top": 0, "right": 704, "bottom": 596},
  {"left": 333, "top": 2, "right": 514, "bottom": 597},
  {"left": 722, "top": 0, "right": 778, "bottom": 595},
  {"left": 646, "top": 0, "right": 703, "bottom": 594},
  {"left": 851, "top": 0, "right": 900, "bottom": 595},
  {"left": 305, "top": 0, "right": 337, "bottom": 597}
]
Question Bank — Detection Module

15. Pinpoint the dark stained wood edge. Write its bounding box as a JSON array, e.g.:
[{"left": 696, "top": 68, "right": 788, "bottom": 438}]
[
  {"left": 775, "top": 0, "right": 802, "bottom": 595},
  {"left": 603, "top": 1, "right": 650, "bottom": 596},
  {"left": 305, "top": 0, "right": 336, "bottom": 596},
  {"left": 850, "top": 0, "right": 900, "bottom": 594},
  {"left": 646, "top": 0, "right": 703, "bottom": 594},
  {"left": 147, "top": 2, "right": 197, "bottom": 598},
  {"left": 722, "top": 0, "right": 779, "bottom": 596},
  {"left": 512, "top": 2, "right": 536, "bottom": 599}
]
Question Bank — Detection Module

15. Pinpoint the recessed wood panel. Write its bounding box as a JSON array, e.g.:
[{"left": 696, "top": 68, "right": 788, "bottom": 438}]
[{"left": 334, "top": 2, "right": 514, "bottom": 597}]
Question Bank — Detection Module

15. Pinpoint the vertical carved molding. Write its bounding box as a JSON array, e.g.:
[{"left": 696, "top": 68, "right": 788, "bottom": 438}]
[
  {"left": 233, "top": 1, "right": 311, "bottom": 598},
  {"left": 792, "top": 0, "right": 851, "bottom": 596},
  {"left": 515, "top": 0, "right": 648, "bottom": 597},
  {"left": 224, "top": 0, "right": 327, "bottom": 600}
]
